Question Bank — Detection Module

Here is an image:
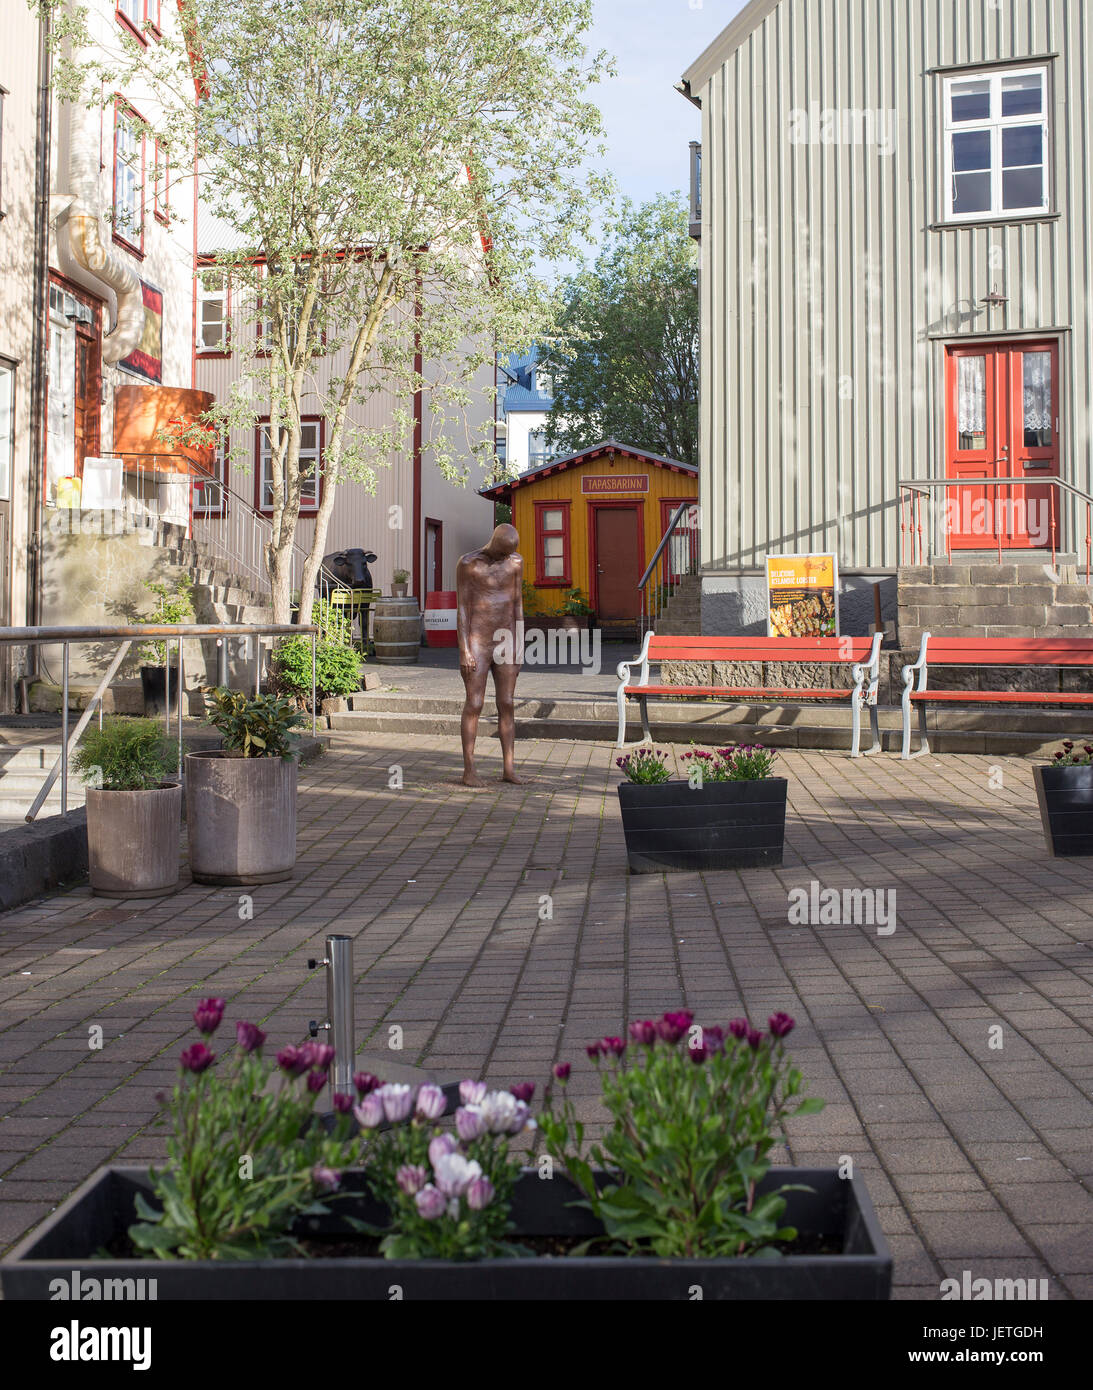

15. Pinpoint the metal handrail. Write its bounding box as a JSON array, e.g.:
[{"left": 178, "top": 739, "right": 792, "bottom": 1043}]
[
  {"left": 637, "top": 501, "right": 700, "bottom": 636},
  {"left": 0, "top": 622, "right": 318, "bottom": 821},
  {"left": 897, "top": 475, "right": 1093, "bottom": 578}
]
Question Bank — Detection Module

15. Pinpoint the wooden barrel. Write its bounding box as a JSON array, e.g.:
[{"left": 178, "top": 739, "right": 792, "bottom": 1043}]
[{"left": 372, "top": 596, "right": 421, "bottom": 664}]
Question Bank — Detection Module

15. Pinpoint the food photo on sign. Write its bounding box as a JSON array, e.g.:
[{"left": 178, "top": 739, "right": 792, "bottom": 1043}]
[{"left": 765, "top": 553, "right": 839, "bottom": 637}]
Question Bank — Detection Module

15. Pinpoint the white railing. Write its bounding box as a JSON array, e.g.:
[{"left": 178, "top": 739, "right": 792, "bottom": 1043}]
[{"left": 637, "top": 501, "right": 700, "bottom": 637}]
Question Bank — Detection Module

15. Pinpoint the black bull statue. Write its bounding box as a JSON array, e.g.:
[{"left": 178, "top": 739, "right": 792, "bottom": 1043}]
[{"left": 318, "top": 549, "right": 378, "bottom": 592}]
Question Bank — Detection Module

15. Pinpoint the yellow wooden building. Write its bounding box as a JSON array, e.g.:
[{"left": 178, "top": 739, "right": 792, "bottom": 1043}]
[{"left": 480, "top": 440, "right": 698, "bottom": 622}]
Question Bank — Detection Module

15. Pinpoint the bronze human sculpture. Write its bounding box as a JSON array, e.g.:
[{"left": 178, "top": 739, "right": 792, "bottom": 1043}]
[{"left": 456, "top": 524, "right": 524, "bottom": 787}]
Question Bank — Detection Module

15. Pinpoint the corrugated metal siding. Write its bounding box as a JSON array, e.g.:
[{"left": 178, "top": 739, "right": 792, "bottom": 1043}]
[{"left": 697, "top": 0, "right": 1092, "bottom": 570}]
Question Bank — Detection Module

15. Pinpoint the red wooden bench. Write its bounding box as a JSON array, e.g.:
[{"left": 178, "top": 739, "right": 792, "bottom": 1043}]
[
  {"left": 616, "top": 632, "right": 883, "bottom": 757},
  {"left": 901, "top": 634, "right": 1093, "bottom": 758}
]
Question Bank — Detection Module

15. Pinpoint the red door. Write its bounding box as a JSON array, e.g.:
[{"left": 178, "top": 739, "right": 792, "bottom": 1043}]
[
  {"left": 592, "top": 504, "right": 643, "bottom": 619},
  {"left": 945, "top": 340, "right": 1059, "bottom": 550}
]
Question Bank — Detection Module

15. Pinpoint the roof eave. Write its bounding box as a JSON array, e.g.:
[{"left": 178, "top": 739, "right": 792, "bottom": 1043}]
[{"left": 680, "top": 0, "right": 783, "bottom": 95}]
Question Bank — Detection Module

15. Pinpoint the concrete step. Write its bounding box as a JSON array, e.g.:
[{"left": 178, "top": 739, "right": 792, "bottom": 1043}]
[{"left": 0, "top": 745, "right": 85, "bottom": 818}]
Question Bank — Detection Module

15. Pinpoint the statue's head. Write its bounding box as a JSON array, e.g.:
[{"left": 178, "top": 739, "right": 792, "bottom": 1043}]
[{"left": 485, "top": 524, "right": 519, "bottom": 558}]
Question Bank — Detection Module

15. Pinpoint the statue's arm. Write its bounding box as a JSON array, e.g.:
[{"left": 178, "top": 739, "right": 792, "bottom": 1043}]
[
  {"left": 456, "top": 559, "right": 476, "bottom": 673},
  {"left": 513, "top": 555, "right": 524, "bottom": 628}
]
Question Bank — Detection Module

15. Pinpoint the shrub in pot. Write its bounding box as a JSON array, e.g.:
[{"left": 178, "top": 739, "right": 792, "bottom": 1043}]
[
  {"left": 72, "top": 718, "right": 181, "bottom": 898},
  {"left": 271, "top": 598, "right": 363, "bottom": 713},
  {"left": 1033, "top": 739, "right": 1093, "bottom": 857},
  {"left": 137, "top": 575, "right": 195, "bottom": 717},
  {"left": 616, "top": 743, "right": 787, "bottom": 873},
  {"left": 185, "top": 687, "right": 306, "bottom": 885},
  {"left": 391, "top": 568, "right": 410, "bottom": 598}
]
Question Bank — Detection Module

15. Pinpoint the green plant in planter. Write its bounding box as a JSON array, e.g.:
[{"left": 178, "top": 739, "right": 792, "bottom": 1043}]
[
  {"left": 562, "top": 586, "right": 592, "bottom": 617},
  {"left": 539, "top": 1009, "right": 824, "bottom": 1258},
  {"left": 682, "top": 743, "right": 779, "bottom": 781},
  {"left": 272, "top": 598, "right": 362, "bottom": 709},
  {"left": 72, "top": 719, "right": 175, "bottom": 790},
  {"left": 1050, "top": 739, "right": 1093, "bottom": 766},
  {"left": 392, "top": 568, "right": 410, "bottom": 585},
  {"left": 202, "top": 687, "right": 305, "bottom": 758},
  {"left": 615, "top": 747, "right": 673, "bottom": 784},
  {"left": 138, "top": 575, "right": 196, "bottom": 666}
]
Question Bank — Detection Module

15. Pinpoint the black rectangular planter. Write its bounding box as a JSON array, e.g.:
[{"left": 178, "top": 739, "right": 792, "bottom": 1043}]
[
  {"left": 1, "top": 1166, "right": 891, "bottom": 1300},
  {"left": 1032, "top": 764, "right": 1093, "bottom": 857},
  {"left": 618, "top": 778, "right": 788, "bottom": 873}
]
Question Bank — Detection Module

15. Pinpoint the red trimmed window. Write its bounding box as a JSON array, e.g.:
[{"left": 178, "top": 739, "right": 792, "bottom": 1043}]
[
  {"left": 112, "top": 101, "right": 144, "bottom": 254},
  {"left": 152, "top": 139, "right": 168, "bottom": 223},
  {"left": 534, "top": 500, "right": 571, "bottom": 586},
  {"left": 116, "top": 0, "right": 149, "bottom": 42},
  {"left": 196, "top": 267, "right": 230, "bottom": 353},
  {"left": 256, "top": 418, "right": 323, "bottom": 515}
]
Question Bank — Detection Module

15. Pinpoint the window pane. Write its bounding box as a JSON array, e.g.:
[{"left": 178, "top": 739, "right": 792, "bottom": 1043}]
[
  {"left": 543, "top": 556, "right": 564, "bottom": 578},
  {"left": 952, "top": 130, "right": 991, "bottom": 172},
  {"left": 951, "top": 80, "right": 990, "bottom": 123},
  {"left": 957, "top": 356, "right": 987, "bottom": 450},
  {"left": 543, "top": 536, "right": 564, "bottom": 559},
  {"left": 952, "top": 172, "right": 991, "bottom": 215},
  {"left": 300, "top": 422, "right": 319, "bottom": 452},
  {"left": 1002, "top": 73, "right": 1042, "bottom": 118},
  {"left": 1002, "top": 166, "right": 1044, "bottom": 210},
  {"left": 541, "top": 508, "right": 563, "bottom": 531},
  {"left": 1002, "top": 125, "right": 1042, "bottom": 168},
  {"left": 119, "top": 0, "right": 141, "bottom": 24},
  {"left": 1023, "top": 352, "right": 1052, "bottom": 447}
]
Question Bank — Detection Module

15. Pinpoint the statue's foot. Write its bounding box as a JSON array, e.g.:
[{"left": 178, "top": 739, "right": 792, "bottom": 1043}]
[
  {"left": 461, "top": 772, "right": 486, "bottom": 789},
  {"left": 501, "top": 771, "right": 526, "bottom": 784}
]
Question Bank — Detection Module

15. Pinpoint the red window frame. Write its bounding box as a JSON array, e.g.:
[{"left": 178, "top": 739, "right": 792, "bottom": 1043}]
[
  {"left": 255, "top": 416, "right": 324, "bottom": 516},
  {"left": 196, "top": 262, "right": 231, "bottom": 357},
  {"left": 152, "top": 139, "right": 168, "bottom": 224},
  {"left": 533, "top": 499, "right": 571, "bottom": 587},
  {"left": 112, "top": 99, "right": 145, "bottom": 257},
  {"left": 115, "top": 0, "right": 149, "bottom": 44}
]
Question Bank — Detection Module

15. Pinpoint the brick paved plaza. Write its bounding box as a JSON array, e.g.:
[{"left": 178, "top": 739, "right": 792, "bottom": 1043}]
[{"left": 1, "top": 734, "right": 1092, "bottom": 1300}]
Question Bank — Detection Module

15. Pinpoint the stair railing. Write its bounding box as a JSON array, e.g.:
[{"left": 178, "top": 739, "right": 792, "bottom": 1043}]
[{"left": 637, "top": 501, "right": 700, "bottom": 637}]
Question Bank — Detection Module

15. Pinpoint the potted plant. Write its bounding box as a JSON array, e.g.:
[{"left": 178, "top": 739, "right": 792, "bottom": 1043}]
[
  {"left": 1033, "top": 740, "right": 1093, "bottom": 857},
  {"left": 616, "top": 743, "right": 787, "bottom": 873},
  {"left": 138, "top": 574, "right": 195, "bottom": 717},
  {"left": 184, "top": 687, "right": 306, "bottom": 885},
  {"left": 561, "top": 586, "right": 594, "bottom": 630},
  {"left": 391, "top": 568, "right": 410, "bottom": 598},
  {"left": 0, "top": 1004, "right": 891, "bottom": 1299},
  {"left": 272, "top": 599, "right": 363, "bottom": 713},
  {"left": 71, "top": 718, "right": 181, "bottom": 898}
]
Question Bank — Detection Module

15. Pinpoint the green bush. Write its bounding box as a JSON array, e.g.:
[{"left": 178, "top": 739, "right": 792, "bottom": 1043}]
[
  {"left": 202, "top": 688, "right": 305, "bottom": 759},
  {"left": 72, "top": 719, "right": 175, "bottom": 791},
  {"left": 273, "top": 637, "right": 362, "bottom": 707},
  {"left": 138, "top": 575, "right": 196, "bottom": 666}
]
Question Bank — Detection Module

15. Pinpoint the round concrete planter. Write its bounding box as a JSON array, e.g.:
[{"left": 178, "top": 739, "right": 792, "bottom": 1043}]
[
  {"left": 85, "top": 783, "right": 182, "bottom": 898},
  {"left": 185, "top": 751, "right": 297, "bottom": 885}
]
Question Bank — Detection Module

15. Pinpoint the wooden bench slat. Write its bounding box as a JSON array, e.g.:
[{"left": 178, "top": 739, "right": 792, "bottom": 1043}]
[
  {"left": 911, "top": 690, "right": 1093, "bottom": 704},
  {"left": 918, "top": 638, "right": 1093, "bottom": 666},
  {"left": 626, "top": 686, "right": 854, "bottom": 699},
  {"left": 646, "top": 637, "right": 874, "bottom": 662}
]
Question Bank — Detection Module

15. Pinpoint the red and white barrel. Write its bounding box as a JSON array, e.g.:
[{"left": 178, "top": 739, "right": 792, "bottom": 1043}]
[{"left": 424, "top": 591, "right": 457, "bottom": 647}]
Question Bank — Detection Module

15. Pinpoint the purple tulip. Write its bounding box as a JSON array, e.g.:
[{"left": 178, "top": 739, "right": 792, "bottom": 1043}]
[
  {"left": 552, "top": 1063, "right": 571, "bottom": 1082},
  {"left": 655, "top": 1016, "right": 685, "bottom": 1044},
  {"left": 353, "top": 1071, "right": 381, "bottom": 1096},
  {"left": 180, "top": 1042, "right": 215, "bottom": 1073},
  {"left": 415, "top": 1184, "right": 446, "bottom": 1221},
  {"left": 455, "top": 1105, "right": 485, "bottom": 1141},
  {"left": 466, "top": 1177, "right": 495, "bottom": 1211},
  {"left": 332, "top": 1092, "right": 353, "bottom": 1113},
  {"left": 701, "top": 1025, "right": 725, "bottom": 1053},
  {"left": 428, "top": 1133, "right": 459, "bottom": 1168},
  {"left": 300, "top": 1042, "right": 335, "bottom": 1072},
  {"left": 663, "top": 1009, "right": 694, "bottom": 1031},
  {"left": 192, "top": 998, "right": 225, "bottom": 1036},
  {"left": 354, "top": 1094, "right": 385, "bottom": 1129},
  {"left": 277, "top": 1045, "right": 310, "bottom": 1077},
  {"left": 235, "top": 1021, "right": 266, "bottom": 1053},
  {"left": 509, "top": 1082, "right": 535, "bottom": 1103},
  {"left": 768, "top": 1012, "right": 795, "bottom": 1039},
  {"left": 376, "top": 1083, "right": 414, "bottom": 1123},
  {"left": 396, "top": 1164, "right": 428, "bottom": 1195},
  {"left": 586, "top": 1042, "right": 602, "bottom": 1061},
  {"left": 415, "top": 1084, "right": 447, "bottom": 1119},
  {"left": 459, "top": 1080, "right": 487, "bottom": 1105},
  {"left": 508, "top": 1100, "right": 532, "bottom": 1134},
  {"left": 306, "top": 1069, "right": 326, "bottom": 1093},
  {"left": 688, "top": 1044, "right": 708, "bottom": 1064},
  {"left": 747, "top": 1027, "right": 764, "bottom": 1050},
  {"left": 727, "top": 1018, "right": 749, "bottom": 1041},
  {"left": 312, "top": 1165, "right": 340, "bottom": 1193},
  {"left": 600, "top": 1037, "right": 626, "bottom": 1058},
  {"left": 628, "top": 1020, "right": 656, "bottom": 1046}
]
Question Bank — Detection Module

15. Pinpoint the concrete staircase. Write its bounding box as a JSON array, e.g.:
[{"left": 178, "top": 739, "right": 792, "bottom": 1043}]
[
  {"left": 654, "top": 573, "right": 702, "bottom": 636},
  {"left": 0, "top": 740, "right": 84, "bottom": 820}
]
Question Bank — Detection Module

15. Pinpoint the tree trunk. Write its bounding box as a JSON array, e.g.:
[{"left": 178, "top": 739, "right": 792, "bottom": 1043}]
[{"left": 267, "top": 535, "right": 296, "bottom": 627}]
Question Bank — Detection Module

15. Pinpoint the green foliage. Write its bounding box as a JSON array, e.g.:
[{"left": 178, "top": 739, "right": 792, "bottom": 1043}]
[
  {"left": 539, "top": 1011, "right": 823, "bottom": 1258},
  {"left": 614, "top": 748, "right": 672, "bottom": 784},
  {"left": 1050, "top": 740, "right": 1093, "bottom": 766},
  {"left": 683, "top": 743, "right": 779, "bottom": 781},
  {"left": 273, "top": 638, "right": 362, "bottom": 708},
  {"left": 562, "top": 586, "right": 592, "bottom": 616},
  {"left": 521, "top": 580, "right": 541, "bottom": 616},
  {"left": 392, "top": 569, "right": 410, "bottom": 584},
  {"left": 202, "top": 688, "right": 305, "bottom": 758},
  {"left": 543, "top": 193, "right": 698, "bottom": 466},
  {"left": 138, "top": 575, "right": 196, "bottom": 666},
  {"left": 72, "top": 718, "right": 175, "bottom": 791}
]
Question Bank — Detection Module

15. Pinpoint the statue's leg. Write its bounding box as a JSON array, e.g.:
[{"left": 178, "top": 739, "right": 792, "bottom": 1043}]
[
  {"left": 460, "top": 661, "right": 489, "bottom": 788},
  {"left": 492, "top": 660, "right": 524, "bottom": 784}
]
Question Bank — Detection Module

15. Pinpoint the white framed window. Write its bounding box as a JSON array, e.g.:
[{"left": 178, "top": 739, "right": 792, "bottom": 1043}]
[
  {"left": 0, "top": 359, "right": 13, "bottom": 500},
  {"left": 257, "top": 419, "right": 321, "bottom": 512},
  {"left": 197, "top": 269, "right": 228, "bottom": 351},
  {"left": 113, "top": 104, "right": 144, "bottom": 248},
  {"left": 943, "top": 65, "right": 1050, "bottom": 221},
  {"left": 193, "top": 441, "right": 228, "bottom": 517}
]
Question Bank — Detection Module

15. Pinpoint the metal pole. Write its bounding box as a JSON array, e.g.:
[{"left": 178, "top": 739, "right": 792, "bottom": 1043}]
[
  {"left": 254, "top": 636, "right": 260, "bottom": 696},
  {"left": 177, "top": 635, "right": 184, "bottom": 778},
  {"left": 311, "top": 631, "right": 317, "bottom": 735},
  {"left": 217, "top": 636, "right": 227, "bottom": 687},
  {"left": 164, "top": 650, "right": 171, "bottom": 737},
  {"left": 61, "top": 642, "right": 69, "bottom": 815},
  {"left": 326, "top": 935, "right": 354, "bottom": 1097}
]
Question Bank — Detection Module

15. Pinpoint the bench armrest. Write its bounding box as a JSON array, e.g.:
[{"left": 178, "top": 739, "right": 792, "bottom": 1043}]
[
  {"left": 851, "top": 630, "right": 883, "bottom": 700},
  {"left": 616, "top": 630, "right": 654, "bottom": 687},
  {"left": 901, "top": 631, "right": 931, "bottom": 693}
]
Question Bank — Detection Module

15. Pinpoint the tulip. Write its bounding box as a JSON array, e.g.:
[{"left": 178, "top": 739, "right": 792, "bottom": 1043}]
[
  {"left": 455, "top": 1105, "right": 485, "bottom": 1142},
  {"left": 655, "top": 1017, "right": 685, "bottom": 1044},
  {"left": 235, "top": 1021, "right": 266, "bottom": 1053},
  {"left": 600, "top": 1036, "right": 626, "bottom": 1058},
  {"left": 396, "top": 1164, "right": 428, "bottom": 1195},
  {"left": 415, "top": 1184, "right": 446, "bottom": 1221},
  {"left": 702, "top": 1025, "right": 725, "bottom": 1052},
  {"left": 509, "top": 1082, "right": 535, "bottom": 1103},
  {"left": 479, "top": 1090, "right": 519, "bottom": 1134},
  {"left": 428, "top": 1133, "right": 459, "bottom": 1168},
  {"left": 353, "top": 1071, "right": 381, "bottom": 1096},
  {"left": 306, "top": 1069, "right": 326, "bottom": 1093},
  {"left": 180, "top": 1042, "right": 215, "bottom": 1073},
  {"left": 192, "top": 998, "right": 225, "bottom": 1035},
  {"left": 312, "top": 1165, "right": 340, "bottom": 1193},
  {"left": 768, "top": 1012, "right": 795, "bottom": 1039},
  {"left": 332, "top": 1092, "right": 353, "bottom": 1114},
  {"left": 459, "top": 1080, "right": 487, "bottom": 1105},
  {"left": 628, "top": 1020, "right": 656, "bottom": 1046},
  {"left": 747, "top": 1027, "right": 764, "bottom": 1049},
  {"left": 433, "top": 1152, "right": 482, "bottom": 1197},
  {"left": 376, "top": 1083, "right": 414, "bottom": 1123},
  {"left": 727, "top": 1018, "right": 749, "bottom": 1041},
  {"left": 415, "top": 1084, "right": 447, "bottom": 1119},
  {"left": 277, "top": 1045, "right": 310, "bottom": 1077},
  {"left": 552, "top": 1062, "right": 571, "bottom": 1082},
  {"left": 300, "top": 1042, "right": 335, "bottom": 1072},
  {"left": 663, "top": 1009, "right": 694, "bottom": 1031},
  {"left": 508, "top": 1100, "right": 532, "bottom": 1134},
  {"left": 466, "top": 1177, "right": 495, "bottom": 1211},
  {"left": 688, "top": 1044, "right": 708, "bottom": 1064},
  {"left": 353, "top": 1094, "right": 385, "bottom": 1129},
  {"left": 586, "top": 1042, "right": 602, "bottom": 1061}
]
